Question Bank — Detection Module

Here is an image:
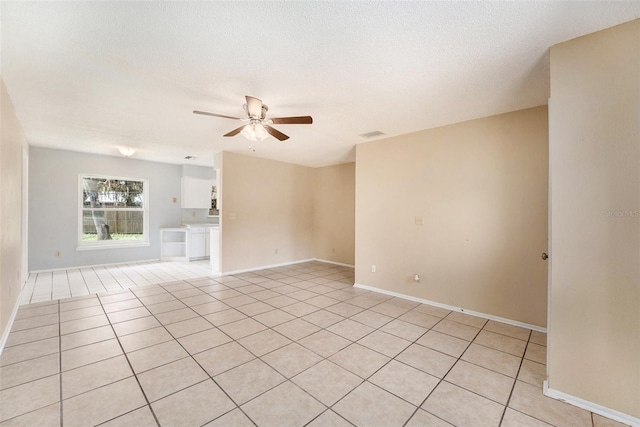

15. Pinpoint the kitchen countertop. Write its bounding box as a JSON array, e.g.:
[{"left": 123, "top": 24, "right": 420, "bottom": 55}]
[{"left": 180, "top": 223, "right": 219, "bottom": 228}]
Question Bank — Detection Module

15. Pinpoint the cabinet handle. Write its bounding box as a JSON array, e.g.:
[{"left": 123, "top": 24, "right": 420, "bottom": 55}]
[{"left": 541, "top": 252, "right": 549, "bottom": 260}]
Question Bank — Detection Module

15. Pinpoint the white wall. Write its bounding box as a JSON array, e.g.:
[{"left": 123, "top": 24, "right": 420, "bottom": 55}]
[
  {"left": 29, "top": 147, "right": 183, "bottom": 271},
  {"left": 548, "top": 19, "right": 639, "bottom": 419},
  {"left": 1, "top": 78, "right": 29, "bottom": 340}
]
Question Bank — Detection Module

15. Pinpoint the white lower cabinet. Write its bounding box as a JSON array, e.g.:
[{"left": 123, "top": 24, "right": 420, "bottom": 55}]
[
  {"left": 187, "top": 227, "right": 207, "bottom": 260},
  {"left": 160, "top": 229, "right": 188, "bottom": 261},
  {"left": 162, "top": 226, "right": 217, "bottom": 262}
]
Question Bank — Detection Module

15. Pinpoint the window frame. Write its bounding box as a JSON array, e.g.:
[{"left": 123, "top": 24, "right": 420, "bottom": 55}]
[{"left": 77, "top": 174, "right": 150, "bottom": 251}]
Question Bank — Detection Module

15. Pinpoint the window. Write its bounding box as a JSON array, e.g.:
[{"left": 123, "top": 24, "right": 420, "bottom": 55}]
[{"left": 78, "top": 174, "right": 149, "bottom": 249}]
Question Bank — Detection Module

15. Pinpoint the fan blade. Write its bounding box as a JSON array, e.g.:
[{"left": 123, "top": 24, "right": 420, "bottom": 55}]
[
  {"left": 270, "top": 116, "right": 313, "bottom": 125},
  {"left": 223, "top": 125, "right": 246, "bottom": 137},
  {"left": 265, "top": 125, "right": 289, "bottom": 141},
  {"left": 245, "top": 96, "right": 263, "bottom": 118},
  {"left": 193, "top": 110, "right": 242, "bottom": 120}
]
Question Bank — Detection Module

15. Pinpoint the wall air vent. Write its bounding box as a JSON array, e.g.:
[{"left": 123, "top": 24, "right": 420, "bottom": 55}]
[{"left": 359, "top": 131, "right": 385, "bottom": 139}]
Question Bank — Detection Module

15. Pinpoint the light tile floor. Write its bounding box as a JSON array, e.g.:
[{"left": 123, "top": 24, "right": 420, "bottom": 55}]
[
  {"left": 21, "top": 260, "right": 214, "bottom": 304},
  {"left": 1, "top": 261, "right": 629, "bottom": 426}
]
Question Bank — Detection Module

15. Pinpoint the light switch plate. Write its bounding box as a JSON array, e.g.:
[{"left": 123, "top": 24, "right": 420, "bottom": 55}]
[{"left": 415, "top": 216, "right": 424, "bottom": 225}]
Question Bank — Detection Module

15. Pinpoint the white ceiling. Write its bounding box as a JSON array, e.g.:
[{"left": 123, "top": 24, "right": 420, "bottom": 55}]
[{"left": 2, "top": 2, "right": 639, "bottom": 168}]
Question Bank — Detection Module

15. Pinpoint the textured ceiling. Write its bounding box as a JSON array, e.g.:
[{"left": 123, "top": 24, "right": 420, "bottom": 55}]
[{"left": 2, "top": 2, "right": 639, "bottom": 167}]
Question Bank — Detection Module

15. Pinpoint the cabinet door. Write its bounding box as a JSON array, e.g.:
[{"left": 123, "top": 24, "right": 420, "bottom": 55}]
[
  {"left": 190, "top": 232, "right": 206, "bottom": 258},
  {"left": 181, "top": 177, "right": 213, "bottom": 209}
]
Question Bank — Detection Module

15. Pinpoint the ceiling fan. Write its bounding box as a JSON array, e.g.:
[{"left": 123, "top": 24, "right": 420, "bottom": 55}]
[{"left": 193, "top": 96, "right": 313, "bottom": 142}]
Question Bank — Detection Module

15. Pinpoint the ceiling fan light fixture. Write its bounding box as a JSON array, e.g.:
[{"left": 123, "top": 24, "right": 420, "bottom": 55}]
[
  {"left": 241, "top": 122, "right": 268, "bottom": 141},
  {"left": 117, "top": 146, "right": 136, "bottom": 157},
  {"left": 193, "top": 95, "right": 312, "bottom": 142}
]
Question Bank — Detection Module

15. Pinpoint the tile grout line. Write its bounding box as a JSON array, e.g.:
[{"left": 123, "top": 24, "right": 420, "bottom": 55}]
[
  {"left": 119, "top": 282, "right": 255, "bottom": 426},
  {"left": 58, "top": 299, "right": 63, "bottom": 427},
  {"left": 498, "top": 328, "right": 532, "bottom": 426},
  {"left": 96, "top": 290, "right": 162, "bottom": 427},
  {"left": 8, "top": 262, "right": 559, "bottom": 426}
]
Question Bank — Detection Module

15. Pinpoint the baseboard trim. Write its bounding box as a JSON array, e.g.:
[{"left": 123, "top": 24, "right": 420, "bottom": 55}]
[
  {"left": 313, "top": 258, "right": 355, "bottom": 268},
  {"left": 0, "top": 287, "right": 24, "bottom": 357},
  {"left": 221, "top": 258, "right": 316, "bottom": 276},
  {"left": 353, "top": 283, "right": 546, "bottom": 333},
  {"left": 544, "top": 381, "right": 639, "bottom": 427},
  {"left": 29, "top": 259, "right": 162, "bottom": 274}
]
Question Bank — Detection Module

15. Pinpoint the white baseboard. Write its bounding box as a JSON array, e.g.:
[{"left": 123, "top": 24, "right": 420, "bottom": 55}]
[
  {"left": 30, "top": 259, "right": 161, "bottom": 274},
  {"left": 544, "top": 381, "right": 639, "bottom": 427},
  {"left": 313, "top": 258, "right": 355, "bottom": 268},
  {"left": 221, "top": 258, "right": 316, "bottom": 276},
  {"left": 353, "top": 282, "right": 546, "bottom": 333},
  {"left": 0, "top": 287, "right": 24, "bottom": 357}
]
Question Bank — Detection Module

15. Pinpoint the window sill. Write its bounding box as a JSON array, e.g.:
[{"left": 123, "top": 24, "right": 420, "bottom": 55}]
[{"left": 76, "top": 242, "right": 150, "bottom": 251}]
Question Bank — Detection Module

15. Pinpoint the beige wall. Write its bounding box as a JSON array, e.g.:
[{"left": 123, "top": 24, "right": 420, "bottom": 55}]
[
  {"left": 355, "top": 106, "right": 549, "bottom": 327},
  {"left": 1, "top": 78, "right": 28, "bottom": 340},
  {"left": 220, "top": 152, "right": 315, "bottom": 273},
  {"left": 314, "top": 163, "right": 355, "bottom": 265},
  {"left": 548, "top": 20, "right": 639, "bottom": 418}
]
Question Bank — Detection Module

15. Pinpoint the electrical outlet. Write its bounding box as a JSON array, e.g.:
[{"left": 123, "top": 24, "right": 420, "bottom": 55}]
[
  {"left": 55, "top": 250, "right": 61, "bottom": 257},
  {"left": 371, "top": 265, "right": 376, "bottom": 273},
  {"left": 229, "top": 213, "right": 237, "bottom": 220},
  {"left": 275, "top": 248, "right": 279, "bottom": 255},
  {"left": 332, "top": 248, "right": 336, "bottom": 253},
  {"left": 415, "top": 216, "right": 424, "bottom": 225},
  {"left": 192, "top": 211, "right": 196, "bottom": 217},
  {"left": 414, "top": 274, "right": 420, "bottom": 282},
  {"left": 172, "top": 197, "right": 177, "bottom": 203}
]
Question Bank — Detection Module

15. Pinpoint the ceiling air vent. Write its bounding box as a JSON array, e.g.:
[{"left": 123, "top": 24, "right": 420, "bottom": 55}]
[{"left": 359, "top": 131, "right": 385, "bottom": 139}]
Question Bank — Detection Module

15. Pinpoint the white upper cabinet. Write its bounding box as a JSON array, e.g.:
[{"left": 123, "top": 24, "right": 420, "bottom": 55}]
[{"left": 181, "top": 177, "right": 213, "bottom": 209}]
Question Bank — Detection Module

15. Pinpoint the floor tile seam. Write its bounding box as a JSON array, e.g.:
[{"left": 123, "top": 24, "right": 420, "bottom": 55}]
[
  {"left": 337, "top": 378, "right": 422, "bottom": 416},
  {"left": 61, "top": 370, "right": 137, "bottom": 402},
  {"left": 401, "top": 407, "right": 449, "bottom": 427},
  {"left": 397, "top": 338, "right": 471, "bottom": 426},
  {"left": 212, "top": 364, "right": 290, "bottom": 406},
  {"left": 142, "top": 376, "right": 211, "bottom": 405},
  {"left": 59, "top": 302, "right": 102, "bottom": 313},
  {"left": 176, "top": 335, "right": 265, "bottom": 426},
  {"left": 13, "top": 309, "right": 60, "bottom": 321},
  {"left": 501, "top": 407, "right": 557, "bottom": 426},
  {"left": 0, "top": 402, "right": 61, "bottom": 425},
  {"left": 0, "top": 371, "right": 61, "bottom": 398},
  {"left": 439, "top": 317, "right": 485, "bottom": 337},
  {"left": 57, "top": 302, "right": 64, "bottom": 426},
  {"left": 457, "top": 347, "right": 532, "bottom": 378},
  {"left": 500, "top": 340, "right": 532, "bottom": 427},
  {"left": 9, "top": 319, "right": 61, "bottom": 334},
  {"left": 59, "top": 309, "right": 109, "bottom": 324},
  {"left": 0, "top": 346, "right": 60, "bottom": 368},
  {"left": 237, "top": 378, "right": 329, "bottom": 424},
  {"left": 96, "top": 295, "right": 164, "bottom": 427},
  {"left": 3, "top": 332, "right": 61, "bottom": 350},
  {"left": 304, "top": 408, "right": 356, "bottom": 427},
  {"left": 479, "top": 325, "right": 533, "bottom": 342},
  {"left": 505, "top": 379, "right": 576, "bottom": 427},
  {"left": 440, "top": 374, "right": 514, "bottom": 407},
  {"left": 86, "top": 400, "right": 150, "bottom": 427},
  {"left": 468, "top": 339, "right": 528, "bottom": 359},
  {"left": 289, "top": 367, "right": 365, "bottom": 407}
]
